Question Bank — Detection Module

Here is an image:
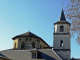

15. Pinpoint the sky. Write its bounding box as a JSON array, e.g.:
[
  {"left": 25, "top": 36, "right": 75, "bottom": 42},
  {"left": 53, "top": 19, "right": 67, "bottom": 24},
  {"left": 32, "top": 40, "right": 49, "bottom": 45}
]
[{"left": 0, "top": 0, "right": 80, "bottom": 58}]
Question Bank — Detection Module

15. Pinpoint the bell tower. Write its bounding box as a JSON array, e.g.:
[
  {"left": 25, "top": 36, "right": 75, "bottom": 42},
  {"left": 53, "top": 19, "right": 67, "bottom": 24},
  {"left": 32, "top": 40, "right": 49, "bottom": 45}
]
[{"left": 53, "top": 8, "right": 71, "bottom": 60}]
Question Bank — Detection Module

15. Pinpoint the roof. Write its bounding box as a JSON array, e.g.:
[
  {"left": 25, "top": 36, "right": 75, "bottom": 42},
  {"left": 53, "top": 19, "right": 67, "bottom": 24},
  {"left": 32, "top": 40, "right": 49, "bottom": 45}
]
[
  {"left": 59, "top": 8, "right": 66, "bottom": 21},
  {"left": 12, "top": 31, "right": 41, "bottom": 40},
  {"left": 12, "top": 31, "right": 50, "bottom": 48},
  {"left": 0, "top": 49, "right": 62, "bottom": 60},
  {"left": 54, "top": 8, "right": 71, "bottom": 25}
]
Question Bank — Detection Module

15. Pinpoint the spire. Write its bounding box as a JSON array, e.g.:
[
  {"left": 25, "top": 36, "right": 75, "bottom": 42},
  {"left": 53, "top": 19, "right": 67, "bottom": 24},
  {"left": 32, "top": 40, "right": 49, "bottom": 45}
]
[{"left": 59, "top": 8, "right": 66, "bottom": 21}]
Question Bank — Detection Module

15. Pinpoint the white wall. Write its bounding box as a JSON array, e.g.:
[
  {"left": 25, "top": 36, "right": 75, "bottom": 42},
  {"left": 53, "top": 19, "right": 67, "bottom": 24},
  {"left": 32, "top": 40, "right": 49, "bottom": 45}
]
[{"left": 54, "top": 24, "right": 70, "bottom": 33}]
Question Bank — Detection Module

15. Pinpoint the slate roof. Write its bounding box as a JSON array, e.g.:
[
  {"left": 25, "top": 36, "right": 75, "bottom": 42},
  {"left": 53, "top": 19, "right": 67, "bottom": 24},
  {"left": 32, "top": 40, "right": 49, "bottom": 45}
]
[
  {"left": 12, "top": 31, "right": 50, "bottom": 48},
  {"left": 59, "top": 8, "right": 66, "bottom": 21},
  {"left": 54, "top": 8, "right": 71, "bottom": 26},
  {"left": 0, "top": 49, "right": 61, "bottom": 60}
]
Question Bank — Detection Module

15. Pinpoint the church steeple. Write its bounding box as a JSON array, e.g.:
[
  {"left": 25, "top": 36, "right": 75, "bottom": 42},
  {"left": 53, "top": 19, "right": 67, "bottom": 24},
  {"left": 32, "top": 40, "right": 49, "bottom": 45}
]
[
  {"left": 53, "top": 8, "right": 71, "bottom": 60},
  {"left": 59, "top": 8, "right": 66, "bottom": 21}
]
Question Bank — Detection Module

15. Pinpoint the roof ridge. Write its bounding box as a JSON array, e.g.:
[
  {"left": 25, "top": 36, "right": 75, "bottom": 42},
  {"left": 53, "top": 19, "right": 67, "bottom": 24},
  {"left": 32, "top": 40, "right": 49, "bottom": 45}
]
[{"left": 52, "top": 50, "right": 62, "bottom": 60}]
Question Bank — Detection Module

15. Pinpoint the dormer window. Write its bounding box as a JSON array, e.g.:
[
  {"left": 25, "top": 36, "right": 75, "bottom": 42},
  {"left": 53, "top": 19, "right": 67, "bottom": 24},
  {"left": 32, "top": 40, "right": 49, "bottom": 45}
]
[
  {"left": 30, "top": 49, "right": 38, "bottom": 59},
  {"left": 32, "top": 53, "right": 36, "bottom": 58},
  {"left": 60, "top": 26, "right": 64, "bottom": 32}
]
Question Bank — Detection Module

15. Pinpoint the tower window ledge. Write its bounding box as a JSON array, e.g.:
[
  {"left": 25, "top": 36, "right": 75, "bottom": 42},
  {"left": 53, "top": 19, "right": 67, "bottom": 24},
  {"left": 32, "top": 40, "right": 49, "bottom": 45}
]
[{"left": 54, "top": 33, "right": 70, "bottom": 35}]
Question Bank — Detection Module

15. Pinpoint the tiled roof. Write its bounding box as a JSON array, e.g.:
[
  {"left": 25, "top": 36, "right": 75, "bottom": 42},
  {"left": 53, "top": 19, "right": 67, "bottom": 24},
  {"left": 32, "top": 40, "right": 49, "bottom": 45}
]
[
  {"left": 12, "top": 31, "right": 41, "bottom": 40},
  {"left": 12, "top": 31, "right": 50, "bottom": 48},
  {"left": 0, "top": 49, "right": 61, "bottom": 60}
]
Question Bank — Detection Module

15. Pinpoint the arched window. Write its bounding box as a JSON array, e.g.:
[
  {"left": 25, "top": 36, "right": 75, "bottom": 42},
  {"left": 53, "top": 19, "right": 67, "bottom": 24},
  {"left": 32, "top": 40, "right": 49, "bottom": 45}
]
[
  {"left": 26, "top": 38, "right": 28, "bottom": 41},
  {"left": 40, "top": 45, "right": 42, "bottom": 49},
  {"left": 15, "top": 43, "right": 16, "bottom": 48},
  {"left": 60, "top": 40, "right": 63, "bottom": 47},
  {"left": 30, "top": 38, "right": 31, "bottom": 41},
  {"left": 60, "top": 26, "right": 64, "bottom": 32},
  {"left": 31, "top": 42, "right": 35, "bottom": 48},
  {"left": 21, "top": 42, "right": 25, "bottom": 50}
]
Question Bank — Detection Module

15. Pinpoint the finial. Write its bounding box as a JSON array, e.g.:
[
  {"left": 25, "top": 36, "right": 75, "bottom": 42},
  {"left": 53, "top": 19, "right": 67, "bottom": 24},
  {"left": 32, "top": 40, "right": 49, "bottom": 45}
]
[
  {"left": 29, "top": 29, "right": 30, "bottom": 32},
  {"left": 61, "top": 1, "right": 64, "bottom": 8}
]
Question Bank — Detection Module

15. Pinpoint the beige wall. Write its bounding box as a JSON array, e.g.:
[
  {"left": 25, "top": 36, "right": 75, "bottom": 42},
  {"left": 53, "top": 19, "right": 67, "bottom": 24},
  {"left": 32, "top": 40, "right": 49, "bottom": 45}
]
[
  {"left": 13, "top": 37, "right": 49, "bottom": 50},
  {"left": 39, "top": 40, "right": 48, "bottom": 49},
  {"left": 13, "top": 38, "right": 18, "bottom": 49}
]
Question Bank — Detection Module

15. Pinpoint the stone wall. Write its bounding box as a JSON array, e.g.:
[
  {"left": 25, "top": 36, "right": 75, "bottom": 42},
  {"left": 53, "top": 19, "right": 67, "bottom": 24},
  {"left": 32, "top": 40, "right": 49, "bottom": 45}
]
[
  {"left": 13, "top": 37, "right": 49, "bottom": 50},
  {"left": 53, "top": 35, "right": 71, "bottom": 49},
  {"left": 55, "top": 50, "right": 71, "bottom": 60}
]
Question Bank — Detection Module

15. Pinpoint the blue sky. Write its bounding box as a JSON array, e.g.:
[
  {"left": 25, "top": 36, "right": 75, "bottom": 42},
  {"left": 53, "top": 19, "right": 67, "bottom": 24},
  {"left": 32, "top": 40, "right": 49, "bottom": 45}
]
[{"left": 0, "top": 0, "right": 80, "bottom": 58}]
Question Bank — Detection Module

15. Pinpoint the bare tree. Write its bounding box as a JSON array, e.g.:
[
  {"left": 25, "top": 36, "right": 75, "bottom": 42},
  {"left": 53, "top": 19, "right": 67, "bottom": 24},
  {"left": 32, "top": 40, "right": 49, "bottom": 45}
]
[{"left": 65, "top": 0, "right": 80, "bottom": 45}]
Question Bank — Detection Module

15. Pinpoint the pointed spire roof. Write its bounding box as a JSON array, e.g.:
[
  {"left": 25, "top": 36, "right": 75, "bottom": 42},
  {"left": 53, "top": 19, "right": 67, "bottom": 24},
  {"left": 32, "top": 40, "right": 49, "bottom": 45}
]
[
  {"left": 54, "top": 8, "right": 71, "bottom": 26},
  {"left": 59, "top": 8, "right": 66, "bottom": 21}
]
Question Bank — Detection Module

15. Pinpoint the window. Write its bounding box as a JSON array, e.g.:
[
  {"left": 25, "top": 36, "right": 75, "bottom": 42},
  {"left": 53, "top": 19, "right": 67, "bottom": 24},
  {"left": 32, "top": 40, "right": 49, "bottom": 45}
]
[
  {"left": 60, "top": 26, "right": 64, "bottom": 32},
  {"left": 30, "top": 38, "right": 31, "bottom": 41},
  {"left": 37, "top": 40, "right": 38, "bottom": 42},
  {"left": 26, "top": 38, "right": 28, "bottom": 41},
  {"left": 15, "top": 43, "right": 16, "bottom": 48},
  {"left": 31, "top": 42, "right": 35, "bottom": 48},
  {"left": 21, "top": 42, "right": 25, "bottom": 50},
  {"left": 40, "top": 45, "right": 42, "bottom": 49},
  {"left": 32, "top": 53, "right": 36, "bottom": 58},
  {"left": 60, "top": 40, "right": 63, "bottom": 47},
  {"left": 19, "top": 38, "right": 21, "bottom": 41}
]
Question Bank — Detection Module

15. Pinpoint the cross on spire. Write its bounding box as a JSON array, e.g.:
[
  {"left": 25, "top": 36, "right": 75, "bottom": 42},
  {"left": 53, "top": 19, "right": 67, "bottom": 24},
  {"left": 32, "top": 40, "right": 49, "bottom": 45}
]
[
  {"left": 61, "top": 2, "right": 64, "bottom": 7},
  {"left": 29, "top": 29, "right": 30, "bottom": 32}
]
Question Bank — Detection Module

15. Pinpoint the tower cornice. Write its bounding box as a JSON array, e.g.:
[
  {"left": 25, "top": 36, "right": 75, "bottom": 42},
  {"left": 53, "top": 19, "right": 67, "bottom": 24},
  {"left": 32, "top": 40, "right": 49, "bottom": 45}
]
[
  {"left": 53, "top": 33, "right": 70, "bottom": 35},
  {"left": 54, "top": 21, "right": 71, "bottom": 26}
]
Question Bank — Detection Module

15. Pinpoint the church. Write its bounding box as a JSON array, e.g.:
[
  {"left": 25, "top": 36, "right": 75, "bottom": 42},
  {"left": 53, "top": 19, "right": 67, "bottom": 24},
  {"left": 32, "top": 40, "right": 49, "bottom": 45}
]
[{"left": 0, "top": 9, "right": 79, "bottom": 60}]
